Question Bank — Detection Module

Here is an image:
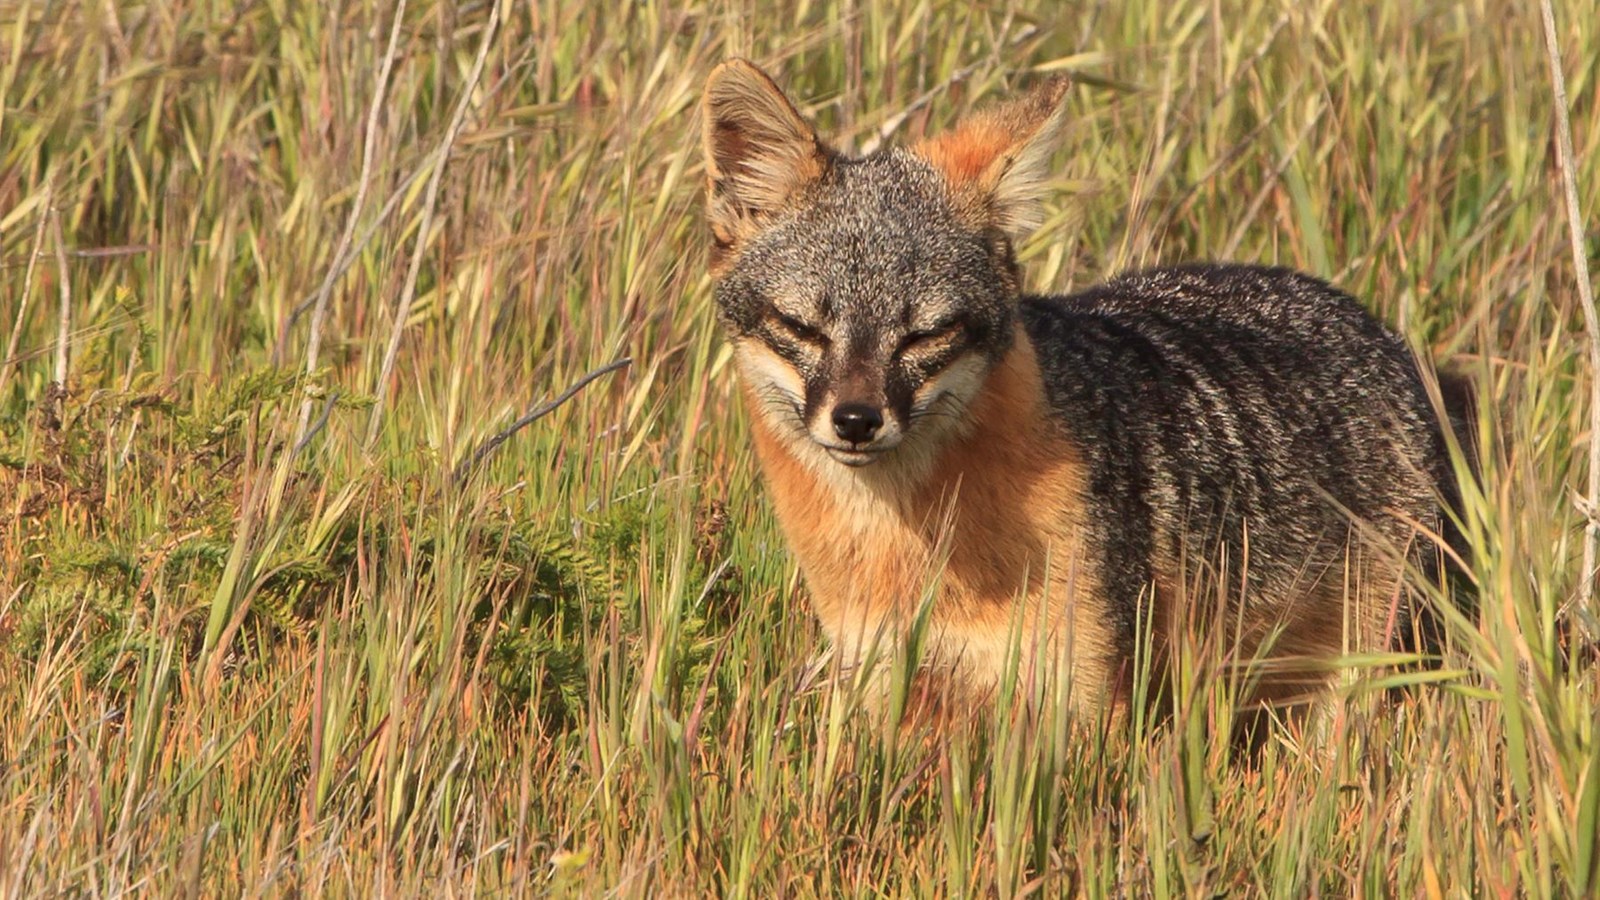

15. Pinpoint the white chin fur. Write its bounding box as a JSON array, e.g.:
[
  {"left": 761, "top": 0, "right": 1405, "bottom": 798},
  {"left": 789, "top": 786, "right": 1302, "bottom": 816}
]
[{"left": 825, "top": 447, "right": 883, "bottom": 466}]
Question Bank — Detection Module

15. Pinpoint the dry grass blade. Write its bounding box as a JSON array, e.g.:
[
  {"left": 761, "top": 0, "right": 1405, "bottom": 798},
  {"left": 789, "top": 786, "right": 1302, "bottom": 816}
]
[
  {"left": 289, "top": 0, "right": 408, "bottom": 438},
  {"left": 0, "top": 194, "right": 49, "bottom": 398},
  {"left": 49, "top": 202, "right": 69, "bottom": 386},
  {"left": 1539, "top": 0, "right": 1600, "bottom": 624},
  {"left": 364, "top": 0, "right": 502, "bottom": 448}
]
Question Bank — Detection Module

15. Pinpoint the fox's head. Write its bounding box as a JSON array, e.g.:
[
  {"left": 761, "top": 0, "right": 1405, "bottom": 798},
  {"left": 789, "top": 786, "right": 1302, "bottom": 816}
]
[{"left": 701, "top": 59, "right": 1068, "bottom": 471}]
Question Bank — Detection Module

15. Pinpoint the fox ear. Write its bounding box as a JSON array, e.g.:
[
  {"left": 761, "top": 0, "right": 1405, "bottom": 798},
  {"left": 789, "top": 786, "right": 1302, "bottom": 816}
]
[
  {"left": 914, "top": 76, "right": 1071, "bottom": 236},
  {"left": 702, "top": 60, "right": 829, "bottom": 262}
]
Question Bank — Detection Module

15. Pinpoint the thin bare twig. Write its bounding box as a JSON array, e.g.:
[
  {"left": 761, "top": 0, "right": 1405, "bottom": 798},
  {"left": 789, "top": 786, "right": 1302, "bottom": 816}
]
[
  {"left": 286, "top": 0, "right": 407, "bottom": 432},
  {"left": 452, "top": 357, "right": 632, "bottom": 484},
  {"left": 294, "top": 390, "right": 341, "bottom": 458},
  {"left": 50, "top": 203, "right": 70, "bottom": 386},
  {"left": 365, "top": 0, "right": 503, "bottom": 449},
  {"left": 0, "top": 191, "right": 50, "bottom": 398},
  {"left": 1539, "top": 0, "right": 1600, "bottom": 619},
  {"left": 0, "top": 243, "right": 156, "bottom": 267}
]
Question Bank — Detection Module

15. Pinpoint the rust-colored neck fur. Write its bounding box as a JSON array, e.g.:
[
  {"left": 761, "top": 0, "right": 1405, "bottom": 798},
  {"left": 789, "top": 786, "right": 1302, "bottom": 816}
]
[{"left": 745, "top": 330, "right": 1106, "bottom": 687}]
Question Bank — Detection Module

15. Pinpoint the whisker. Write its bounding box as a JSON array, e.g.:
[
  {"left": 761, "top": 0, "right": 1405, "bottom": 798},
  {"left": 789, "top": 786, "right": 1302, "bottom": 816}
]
[
  {"left": 911, "top": 391, "right": 972, "bottom": 425},
  {"left": 750, "top": 384, "right": 810, "bottom": 435}
]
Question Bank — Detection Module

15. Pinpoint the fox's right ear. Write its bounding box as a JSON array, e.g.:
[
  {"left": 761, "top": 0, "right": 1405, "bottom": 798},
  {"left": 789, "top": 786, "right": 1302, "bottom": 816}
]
[{"left": 702, "top": 60, "right": 829, "bottom": 266}]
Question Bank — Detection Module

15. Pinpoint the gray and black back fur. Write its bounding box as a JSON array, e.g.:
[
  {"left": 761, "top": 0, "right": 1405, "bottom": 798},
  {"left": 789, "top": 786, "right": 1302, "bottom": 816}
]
[{"left": 1026, "top": 263, "right": 1466, "bottom": 660}]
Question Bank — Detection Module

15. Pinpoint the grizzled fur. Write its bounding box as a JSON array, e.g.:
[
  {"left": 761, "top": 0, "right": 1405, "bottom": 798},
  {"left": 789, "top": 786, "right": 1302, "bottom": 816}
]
[
  {"left": 701, "top": 59, "right": 1470, "bottom": 720},
  {"left": 1024, "top": 264, "right": 1460, "bottom": 657},
  {"left": 714, "top": 149, "right": 1020, "bottom": 460}
]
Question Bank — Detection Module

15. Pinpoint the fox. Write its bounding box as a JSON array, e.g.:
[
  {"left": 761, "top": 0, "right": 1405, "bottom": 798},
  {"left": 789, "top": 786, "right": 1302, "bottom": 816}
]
[{"left": 700, "top": 59, "right": 1472, "bottom": 726}]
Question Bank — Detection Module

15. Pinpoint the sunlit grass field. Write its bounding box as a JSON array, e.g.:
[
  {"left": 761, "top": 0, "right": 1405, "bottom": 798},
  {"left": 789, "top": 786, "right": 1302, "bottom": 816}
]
[{"left": 3, "top": 0, "right": 1598, "bottom": 894}]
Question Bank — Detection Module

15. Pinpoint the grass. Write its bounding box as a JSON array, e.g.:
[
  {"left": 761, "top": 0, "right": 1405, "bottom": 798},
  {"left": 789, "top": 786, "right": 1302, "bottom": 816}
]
[{"left": 1, "top": 0, "right": 1598, "bottom": 894}]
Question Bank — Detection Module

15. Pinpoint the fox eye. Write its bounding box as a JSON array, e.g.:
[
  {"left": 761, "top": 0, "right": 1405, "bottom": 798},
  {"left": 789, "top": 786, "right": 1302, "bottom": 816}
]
[
  {"left": 896, "top": 321, "right": 964, "bottom": 359},
  {"left": 770, "top": 312, "right": 829, "bottom": 347}
]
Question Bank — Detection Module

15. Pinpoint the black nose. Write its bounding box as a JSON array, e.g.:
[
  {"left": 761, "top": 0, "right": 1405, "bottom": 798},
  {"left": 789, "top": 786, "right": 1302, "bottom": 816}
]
[{"left": 832, "top": 403, "right": 883, "bottom": 444}]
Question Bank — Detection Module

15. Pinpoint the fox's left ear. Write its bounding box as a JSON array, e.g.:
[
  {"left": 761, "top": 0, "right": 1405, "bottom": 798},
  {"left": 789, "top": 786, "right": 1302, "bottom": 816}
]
[
  {"left": 913, "top": 76, "right": 1071, "bottom": 237},
  {"left": 702, "top": 60, "right": 830, "bottom": 267}
]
